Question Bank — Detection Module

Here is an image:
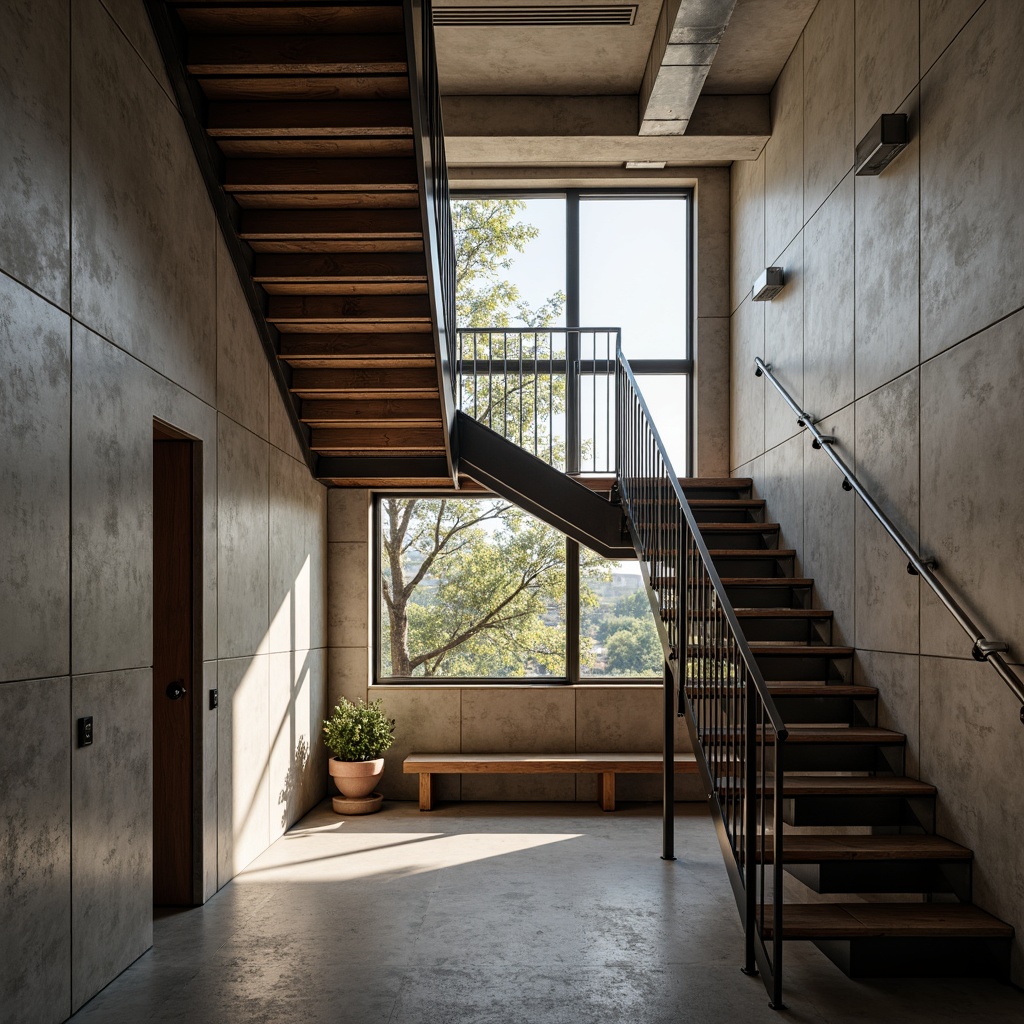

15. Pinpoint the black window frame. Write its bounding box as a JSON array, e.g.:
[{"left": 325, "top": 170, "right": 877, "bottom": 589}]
[{"left": 374, "top": 187, "right": 694, "bottom": 686}]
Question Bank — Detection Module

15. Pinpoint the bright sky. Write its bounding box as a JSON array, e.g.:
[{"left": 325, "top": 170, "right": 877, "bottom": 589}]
[{"left": 475, "top": 194, "right": 690, "bottom": 471}]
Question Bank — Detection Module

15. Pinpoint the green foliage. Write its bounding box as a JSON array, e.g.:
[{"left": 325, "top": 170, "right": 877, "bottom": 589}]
[
  {"left": 323, "top": 698, "right": 395, "bottom": 762},
  {"left": 604, "top": 616, "right": 663, "bottom": 676},
  {"left": 453, "top": 198, "right": 565, "bottom": 328},
  {"left": 381, "top": 497, "right": 567, "bottom": 677},
  {"left": 614, "top": 589, "right": 651, "bottom": 619}
]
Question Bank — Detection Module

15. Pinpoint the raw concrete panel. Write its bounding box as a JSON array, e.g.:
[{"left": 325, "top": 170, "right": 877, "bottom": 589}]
[
  {"left": 802, "top": 405, "right": 856, "bottom": 646},
  {"left": 728, "top": 295, "right": 764, "bottom": 470},
  {"left": 0, "top": 275, "right": 70, "bottom": 683},
  {"left": 920, "top": 655, "right": 1024, "bottom": 984},
  {"left": 763, "top": 232, "right": 803, "bottom": 451},
  {"left": 919, "top": 313, "right": 1024, "bottom": 663},
  {"left": 803, "top": 172, "right": 854, "bottom": 421},
  {"left": 217, "top": 234, "right": 269, "bottom": 442},
  {"left": 269, "top": 647, "right": 326, "bottom": 839},
  {"left": 217, "top": 415, "right": 270, "bottom": 661},
  {"left": 71, "top": 668, "right": 152, "bottom": 1012},
  {"left": 71, "top": 324, "right": 153, "bottom": 676},
  {"left": 98, "top": 0, "right": 177, "bottom": 107},
  {"left": 695, "top": 167, "right": 730, "bottom": 319},
  {"left": 803, "top": 0, "right": 855, "bottom": 218},
  {"left": 729, "top": 150, "right": 764, "bottom": 314},
  {"left": 764, "top": 38, "right": 803, "bottom": 266},
  {"left": 328, "top": 487, "right": 372, "bottom": 543},
  {"left": 202, "top": 661, "right": 218, "bottom": 902},
  {"left": 374, "top": 685, "right": 462, "bottom": 802},
  {"left": 920, "top": 0, "right": 1024, "bottom": 358},
  {"left": 268, "top": 372, "right": 306, "bottom": 465},
  {"left": 327, "top": 646, "right": 371, "bottom": 710},
  {"left": 328, "top": 541, "right": 370, "bottom": 650},
  {"left": 0, "top": 0, "right": 70, "bottom": 308},
  {"left": 762, "top": 431, "right": 804, "bottom": 569},
  {"left": 0, "top": 676, "right": 71, "bottom": 1024},
  {"left": 694, "top": 317, "right": 730, "bottom": 476},
  {"left": 71, "top": 0, "right": 216, "bottom": 405},
  {"left": 461, "top": 687, "right": 575, "bottom": 754},
  {"left": 856, "top": 650, "right": 920, "bottom": 777},
  {"left": 854, "top": 0, "right": 919, "bottom": 141},
  {"left": 269, "top": 447, "right": 326, "bottom": 654},
  {"left": 217, "top": 654, "right": 270, "bottom": 885},
  {"left": 920, "top": 0, "right": 985, "bottom": 73},
  {"left": 854, "top": 92, "right": 920, "bottom": 398},
  {"left": 854, "top": 371, "right": 920, "bottom": 655}
]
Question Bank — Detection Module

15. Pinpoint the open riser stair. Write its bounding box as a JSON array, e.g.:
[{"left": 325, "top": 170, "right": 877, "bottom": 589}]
[
  {"left": 148, "top": 0, "right": 457, "bottom": 487},
  {"left": 670, "top": 477, "right": 1013, "bottom": 984}
]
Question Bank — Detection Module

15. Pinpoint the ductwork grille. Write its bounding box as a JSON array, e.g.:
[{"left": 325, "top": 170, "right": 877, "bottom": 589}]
[{"left": 433, "top": 5, "right": 638, "bottom": 27}]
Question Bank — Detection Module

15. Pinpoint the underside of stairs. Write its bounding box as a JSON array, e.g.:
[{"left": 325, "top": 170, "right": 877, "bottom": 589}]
[
  {"left": 148, "top": 0, "right": 457, "bottom": 486},
  {"left": 677, "top": 477, "right": 1013, "bottom": 982}
]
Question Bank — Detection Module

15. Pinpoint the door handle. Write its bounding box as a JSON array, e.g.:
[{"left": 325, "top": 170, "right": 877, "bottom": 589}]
[{"left": 166, "top": 681, "right": 187, "bottom": 701}]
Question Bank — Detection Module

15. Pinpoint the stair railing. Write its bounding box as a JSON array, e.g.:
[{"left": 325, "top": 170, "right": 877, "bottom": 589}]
[
  {"left": 406, "top": 0, "right": 458, "bottom": 479},
  {"left": 755, "top": 357, "right": 1024, "bottom": 724},
  {"left": 455, "top": 327, "right": 622, "bottom": 473},
  {"left": 618, "top": 351, "right": 789, "bottom": 1009}
]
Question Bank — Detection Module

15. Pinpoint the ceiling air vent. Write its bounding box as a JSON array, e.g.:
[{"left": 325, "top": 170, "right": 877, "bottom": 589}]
[{"left": 433, "top": 5, "right": 638, "bottom": 27}]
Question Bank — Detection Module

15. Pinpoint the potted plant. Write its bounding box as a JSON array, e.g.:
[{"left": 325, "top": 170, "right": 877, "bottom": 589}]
[{"left": 323, "top": 697, "right": 395, "bottom": 802}]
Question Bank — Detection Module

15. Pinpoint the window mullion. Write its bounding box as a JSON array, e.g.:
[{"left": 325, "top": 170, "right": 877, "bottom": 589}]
[{"left": 566, "top": 537, "right": 580, "bottom": 684}]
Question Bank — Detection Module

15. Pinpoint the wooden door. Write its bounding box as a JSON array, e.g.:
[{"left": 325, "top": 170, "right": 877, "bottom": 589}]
[{"left": 153, "top": 437, "right": 194, "bottom": 905}]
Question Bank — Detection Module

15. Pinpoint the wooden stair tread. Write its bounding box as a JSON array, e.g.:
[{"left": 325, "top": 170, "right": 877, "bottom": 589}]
[
  {"left": 782, "top": 727, "right": 906, "bottom": 745},
  {"left": 681, "top": 477, "right": 752, "bottom": 490},
  {"left": 719, "top": 577, "right": 814, "bottom": 586},
  {"left": 736, "top": 609, "right": 833, "bottom": 619},
  {"left": 698, "top": 522, "right": 780, "bottom": 531},
  {"left": 709, "top": 548, "right": 796, "bottom": 557},
  {"left": 748, "top": 645, "right": 853, "bottom": 656},
  {"left": 760, "top": 835, "right": 972, "bottom": 863},
  {"left": 770, "top": 775, "right": 936, "bottom": 797},
  {"left": 693, "top": 683, "right": 876, "bottom": 698},
  {"left": 688, "top": 499, "right": 765, "bottom": 508},
  {"left": 761, "top": 903, "right": 1013, "bottom": 940}
]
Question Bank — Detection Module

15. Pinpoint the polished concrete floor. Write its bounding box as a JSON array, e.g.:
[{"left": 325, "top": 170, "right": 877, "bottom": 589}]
[{"left": 70, "top": 801, "right": 1023, "bottom": 1024}]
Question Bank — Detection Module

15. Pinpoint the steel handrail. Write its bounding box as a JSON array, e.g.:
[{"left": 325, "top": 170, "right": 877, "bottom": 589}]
[
  {"left": 755, "top": 356, "right": 1024, "bottom": 723},
  {"left": 622, "top": 353, "right": 789, "bottom": 738}
]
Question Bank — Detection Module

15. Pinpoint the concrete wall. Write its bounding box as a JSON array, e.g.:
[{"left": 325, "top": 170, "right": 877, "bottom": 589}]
[
  {"left": 728, "top": 0, "right": 1024, "bottom": 981},
  {"left": 0, "top": 3, "right": 328, "bottom": 1021},
  {"left": 326, "top": 490, "right": 703, "bottom": 804}
]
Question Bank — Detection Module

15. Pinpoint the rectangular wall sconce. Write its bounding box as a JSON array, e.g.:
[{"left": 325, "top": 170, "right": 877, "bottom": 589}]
[
  {"left": 855, "top": 113, "right": 909, "bottom": 175},
  {"left": 752, "top": 267, "right": 785, "bottom": 301}
]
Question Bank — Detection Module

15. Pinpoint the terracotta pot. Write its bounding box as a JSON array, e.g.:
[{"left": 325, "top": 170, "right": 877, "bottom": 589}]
[{"left": 328, "top": 757, "right": 385, "bottom": 798}]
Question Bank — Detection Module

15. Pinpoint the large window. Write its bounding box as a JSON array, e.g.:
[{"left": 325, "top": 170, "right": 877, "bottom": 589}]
[
  {"left": 377, "top": 497, "right": 663, "bottom": 682},
  {"left": 376, "top": 190, "right": 691, "bottom": 683}
]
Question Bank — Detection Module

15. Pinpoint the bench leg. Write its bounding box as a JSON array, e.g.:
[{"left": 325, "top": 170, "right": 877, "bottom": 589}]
[
  {"left": 599, "top": 772, "right": 616, "bottom": 812},
  {"left": 419, "top": 772, "right": 433, "bottom": 811}
]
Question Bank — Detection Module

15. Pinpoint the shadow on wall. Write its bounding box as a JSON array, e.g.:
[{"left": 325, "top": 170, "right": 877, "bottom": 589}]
[{"left": 222, "top": 548, "right": 327, "bottom": 882}]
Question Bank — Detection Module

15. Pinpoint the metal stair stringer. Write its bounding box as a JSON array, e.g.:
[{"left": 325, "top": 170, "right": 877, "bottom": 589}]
[{"left": 455, "top": 411, "right": 633, "bottom": 558}]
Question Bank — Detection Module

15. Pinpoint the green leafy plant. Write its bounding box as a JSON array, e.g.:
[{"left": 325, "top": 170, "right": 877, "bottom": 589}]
[{"left": 323, "top": 698, "right": 395, "bottom": 762}]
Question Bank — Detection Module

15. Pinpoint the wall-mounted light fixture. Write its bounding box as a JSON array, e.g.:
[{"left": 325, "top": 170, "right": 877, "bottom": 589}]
[
  {"left": 855, "top": 113, "right": 909, "bottom": 175},
  {"left": 752, "top": 267, "right": 785, "bottom": 301},
  {"left": 624, "top": 160, "right": 666, "bottom": 170}
]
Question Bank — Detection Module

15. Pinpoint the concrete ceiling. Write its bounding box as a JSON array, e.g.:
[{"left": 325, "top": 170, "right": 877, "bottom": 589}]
[{"left": 434, "top": 0, "right": 818, "bottom": 176}]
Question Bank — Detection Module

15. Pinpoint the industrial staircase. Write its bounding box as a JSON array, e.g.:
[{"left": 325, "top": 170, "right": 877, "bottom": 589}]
[
  {"left": 148, "top": 0, "right": 1015, "bottom": 1009},
  {"left": 677, "top": 476, "right": 1012, "bottom": 990}
]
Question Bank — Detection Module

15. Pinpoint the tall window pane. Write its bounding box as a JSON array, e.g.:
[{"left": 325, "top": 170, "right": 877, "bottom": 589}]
[
  {"left": 379, "top": 497, "right": 567, "bottom": 678},
  {"left": 579, "top": 195, "right": 688, "bottom": 361},
  {"left": 580, "top": 554, "right": 662, "bottom": 679}
]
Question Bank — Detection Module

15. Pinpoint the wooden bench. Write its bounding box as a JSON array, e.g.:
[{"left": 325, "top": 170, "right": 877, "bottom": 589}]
[{"left": 403, "top": 752, "right": 699, "bottom": 811}]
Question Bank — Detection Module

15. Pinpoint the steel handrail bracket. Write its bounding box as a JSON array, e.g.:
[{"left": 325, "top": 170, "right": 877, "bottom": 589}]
[
  {"left": 755, "top": 356, "right": 1024, "bottom": 724},
  {"left": 618, "top": 350, "right": 788, "bottom": 1008}
]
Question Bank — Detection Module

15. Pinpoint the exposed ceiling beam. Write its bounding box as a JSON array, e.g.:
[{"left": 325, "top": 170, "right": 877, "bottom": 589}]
[
  {"left": 639, "top": 0, "right": 738, "bottom": 135},
  {"left": 442, "top": 93, "right": 768, "bottom": 166}
]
